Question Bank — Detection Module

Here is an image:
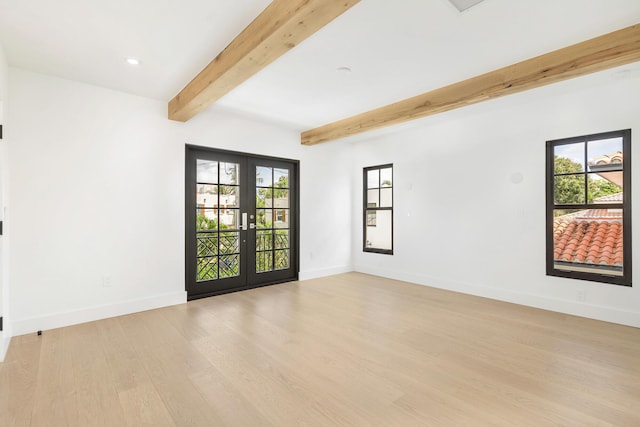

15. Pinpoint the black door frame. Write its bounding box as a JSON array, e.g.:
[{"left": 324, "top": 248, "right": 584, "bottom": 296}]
[{"left": 185, "top": 144, "right": 300, "bottom": 300}]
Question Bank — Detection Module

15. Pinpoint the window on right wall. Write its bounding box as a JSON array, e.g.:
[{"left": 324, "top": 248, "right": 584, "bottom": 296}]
[
  {"left": 546, "top": 129, "right": 631, "bottom": 286},
  {"left": 364, "top": 164, "right": 393, "bottom": 254}
]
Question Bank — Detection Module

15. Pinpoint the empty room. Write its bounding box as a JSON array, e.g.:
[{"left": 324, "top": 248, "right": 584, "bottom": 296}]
[{"left": 1, "top": 0, "right": 640, "bottom": 425}]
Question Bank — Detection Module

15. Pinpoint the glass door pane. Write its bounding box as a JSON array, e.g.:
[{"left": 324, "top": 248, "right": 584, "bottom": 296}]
[
  {"left": 196, "top": 160, "right": 241, "bottom": 281},
  {"left": 247, "top": 159, "right": 296, "bottom": 286},
  {"left": 255, "top": 166, "right": 290, "bottom": 273}
]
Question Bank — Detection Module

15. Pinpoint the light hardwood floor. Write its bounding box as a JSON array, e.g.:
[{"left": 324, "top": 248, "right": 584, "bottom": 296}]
[{"left": 1, "top": 272, "right": 639, "bottom": 426}]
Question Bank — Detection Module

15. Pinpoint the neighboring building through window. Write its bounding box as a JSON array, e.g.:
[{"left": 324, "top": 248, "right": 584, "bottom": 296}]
[
  {"left": 364, "top": 164, "right": 393, "bottom": 254},
  {"left": 546, "top": 129, "right": 631, "bottom": 286}
]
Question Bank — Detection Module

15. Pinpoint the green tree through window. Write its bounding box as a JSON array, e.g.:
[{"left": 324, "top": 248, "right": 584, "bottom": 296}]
[{"left": 554, "top": 155, "right": 621, "bottom": 208}]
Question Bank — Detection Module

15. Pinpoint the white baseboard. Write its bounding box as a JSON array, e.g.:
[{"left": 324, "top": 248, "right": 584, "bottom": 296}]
[
  {"left": 299, "top": 265, "right": 353, "bottom": 281},
  {"left": 0, "top": 332, "right": 10, "bottom": 362},
  {"left": 355, "top": 265, "right": 640, "bottom": 328},
  {"left": 10, "top": 291, "right": 187, "bottom": 337}
]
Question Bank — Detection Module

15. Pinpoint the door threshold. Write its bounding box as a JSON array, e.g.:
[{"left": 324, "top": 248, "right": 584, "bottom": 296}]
[{"left": 187, "top": 276, "right": 298, "bottom": 301}]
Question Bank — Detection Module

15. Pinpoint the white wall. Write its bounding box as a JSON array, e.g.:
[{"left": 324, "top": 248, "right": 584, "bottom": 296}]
[
  {"left": 352, "top": 64, "right": 640, "bottom": 327},
  {"left": 8, "top": 58, "right": 637, "bottom": 348},
  {"left": 7, "top": 68, "right": 352, "bottom": 336},
  {"left": 0, "top": 39, "right": 9, "bottom": 359}
]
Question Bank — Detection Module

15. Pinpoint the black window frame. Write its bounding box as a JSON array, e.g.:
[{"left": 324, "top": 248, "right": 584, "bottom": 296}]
[
  {"left": 545, "top": 129, "right": 631, "bottom": 287},
  {"left": 363, "top": 164, "right": 393, "bottom": 255}
]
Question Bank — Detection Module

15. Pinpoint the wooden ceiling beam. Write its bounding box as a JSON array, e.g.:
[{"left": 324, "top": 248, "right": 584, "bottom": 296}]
[
  {"left": 169, "top": 0, "right": 360, "bottom": 122},
  {"left": 301, "top": 23, "right": 640, "bottom": 145}
]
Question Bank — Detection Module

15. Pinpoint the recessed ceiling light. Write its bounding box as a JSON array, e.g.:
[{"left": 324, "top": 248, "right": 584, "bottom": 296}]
[
  {"left": 126, "top": 58, "right": 140, "bottom": 66},
  {"left": 336, "top": 66, "right": 352, "bottom": 73},
  {"left": 448, "top": 0, "right": 485, "bottom": 12}
]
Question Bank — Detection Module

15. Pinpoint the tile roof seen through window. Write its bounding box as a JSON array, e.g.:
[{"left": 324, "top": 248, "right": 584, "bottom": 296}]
[
  {"left": 554, "top": 220, "right": 623, "bottom": 266},
  {"left": 593, "top": 192, "right": 622, "bottom": 203},
  {"left": 589, "top": 151, "right": 623, "bottom": 166},
  {"left": 553, "top": 149, "right": 624, "bottom": 268}
]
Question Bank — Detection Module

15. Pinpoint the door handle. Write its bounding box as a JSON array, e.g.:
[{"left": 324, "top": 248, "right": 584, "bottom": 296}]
[{"left": 240, "top": 212, "right": 248, "bottom": 231}]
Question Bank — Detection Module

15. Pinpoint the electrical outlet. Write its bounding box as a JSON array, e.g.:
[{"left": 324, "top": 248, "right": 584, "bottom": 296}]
[
  {"left": 102, "top": 275, "right": 113, "bottom": 288},
  {"left": 576, "top": 289, "right": 586, "bottom": 302}
]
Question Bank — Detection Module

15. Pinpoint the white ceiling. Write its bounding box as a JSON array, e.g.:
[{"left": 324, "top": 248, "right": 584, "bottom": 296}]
[{"left": 1, "top": 0, "right": 640, "bottom": 131}]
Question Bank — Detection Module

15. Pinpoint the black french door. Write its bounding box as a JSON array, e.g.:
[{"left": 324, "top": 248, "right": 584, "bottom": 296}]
[{"left": 185, "top": 146, "right": 299, "bottom": 300}]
